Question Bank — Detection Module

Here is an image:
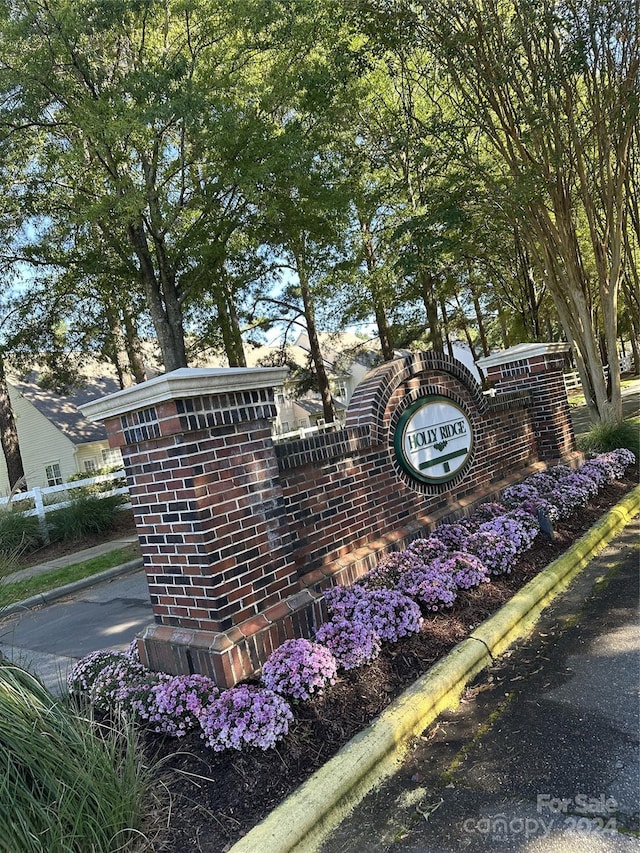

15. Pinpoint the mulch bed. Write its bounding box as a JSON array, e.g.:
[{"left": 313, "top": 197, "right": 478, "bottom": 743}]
[{"left": 142, "top": 473, "right": 638, "bottom": 852}]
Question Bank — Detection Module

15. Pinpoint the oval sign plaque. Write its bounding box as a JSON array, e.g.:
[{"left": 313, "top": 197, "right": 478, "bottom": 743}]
[{"left": 394, "top": 396, "right": 473, "bottom": 485}]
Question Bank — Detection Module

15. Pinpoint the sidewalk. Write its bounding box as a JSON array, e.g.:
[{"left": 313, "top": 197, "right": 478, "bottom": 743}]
[{"left": 319, "top": 518, "right": 640, "bottom": 853}]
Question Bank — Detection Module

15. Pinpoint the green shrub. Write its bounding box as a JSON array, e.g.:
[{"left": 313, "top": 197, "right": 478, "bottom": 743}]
[
  {"left": 577, "top": 418, "right": 640, "bottom": 456},
  {"left": 0, "top": 662, "right": 158, "bottom": 852},
  {"left": 67, "top": 467, "right": 126, "bottom": 497},
  {"left": 0, "top": 509, "right": 41, "bottom": 553},
  {"left": 47, "top": 493, "right": 126, "bottom": 542}
]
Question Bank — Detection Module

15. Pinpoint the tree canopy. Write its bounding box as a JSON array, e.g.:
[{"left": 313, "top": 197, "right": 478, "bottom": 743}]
[{"left": 0, "top": 0, "right": 636, "bottom": 486}]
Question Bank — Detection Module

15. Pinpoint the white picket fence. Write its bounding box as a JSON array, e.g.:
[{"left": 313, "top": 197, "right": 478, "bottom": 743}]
[
  {"left": 272, "top": 420, "right": 341, "bottom": 443},
  {"left": 564, "top": 356, "right": 633, "bottom": 394},
  {"left": 0, "top": 471, "right": 130, "bottom": 543}
]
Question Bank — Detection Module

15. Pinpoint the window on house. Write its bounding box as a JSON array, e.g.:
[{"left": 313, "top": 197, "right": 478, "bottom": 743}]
[
  {"left": 280, "top": 421, "right": 289, "bottom": 433},
  {"left": 83, "top": 459, "right": 98, "bottom": 473},
  {"left": 332, "top": 382, "right": 348, "bottom": 401},
  {"left": 45, "top": 463, "right": 63, "bottom": 487},
  {"left": 101, "top": 448, "right": 123, "bottom": 467}
]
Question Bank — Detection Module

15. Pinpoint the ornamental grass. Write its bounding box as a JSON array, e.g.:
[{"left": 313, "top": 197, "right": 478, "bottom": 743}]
[{"left": 0, "top": 661, "right": 157, "bottom": 853}]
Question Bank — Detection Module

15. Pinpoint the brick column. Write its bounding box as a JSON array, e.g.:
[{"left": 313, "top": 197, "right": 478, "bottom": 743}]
[
  {"left": 477, "top": 343, "right": 576, "bottom": 461},
  {"left": 81, "top": 367, "right": 313, "bottom": 687}
]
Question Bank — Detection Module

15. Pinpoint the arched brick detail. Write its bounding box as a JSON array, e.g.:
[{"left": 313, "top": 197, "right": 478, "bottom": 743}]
[{"left": 345, "top": 351, "right": 486, "bottom": 445}]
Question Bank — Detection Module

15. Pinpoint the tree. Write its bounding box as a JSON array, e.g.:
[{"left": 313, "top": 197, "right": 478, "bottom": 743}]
[
  {"left": 0, "top": 0, "right": 279, "bottom": 371},
  {"left": 0, "top": 348, "right": 24, "bottom": 491},
  {"left": 407, "top": 0, "right": 639, "bottom": 422}
]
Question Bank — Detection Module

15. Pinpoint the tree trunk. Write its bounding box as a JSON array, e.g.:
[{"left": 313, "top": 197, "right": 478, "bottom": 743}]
[
  {"left": 419, "top": 269, "right": 443, "bottom": 354},
  {"left": 127, "top": 222, "right": 187, "bottom": 372},
  {"left": 292, "top": 242, "right": 336, "bottom": 424},
  {"left": 468, "top": 277, "right": 490, "bottom": 356},
  {"left": 497, "top": 303, "right": 510, "bottom": 349},
  {"left": 440, "top": 297, "right": 454, "bottom": 359},
  {"left": 358, "top": 214, "right": 394, "bottom": 361},
  {"left": 103, "top": 304, "right": 127, "bottom": 389},
  {"left": 216, "top": 275, "right": 247, "bottom": 367},
  {"left": 122, "top": 309, "right": 148, "bottom": 384},
  {"left": 453, "top": 292, "right": 478, "bottom": 360},
  {"left": 0, "top": 354, "right": 25, "bottom": 490},
  {"left": 621, "top": 264, "right": 640, "bottom": 375}
]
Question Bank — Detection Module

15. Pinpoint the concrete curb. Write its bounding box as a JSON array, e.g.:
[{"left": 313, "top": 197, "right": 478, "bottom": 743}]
[
  {"left": 229, "top": 484, "right": 640, "bottom": 853},
  {"left": 1, "top": 559, "right": 144, "bottom": 618}
]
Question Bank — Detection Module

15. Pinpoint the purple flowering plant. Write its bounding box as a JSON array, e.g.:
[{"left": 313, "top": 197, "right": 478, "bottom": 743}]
[
  {"left": 261, "top": 638, "right": 337, "bottom": 701},
  {"left": 502, "top": 483, "right": 541, "bottom": 508},
  {"left": 314, "top": 616, "right": 381, "bottom": 670},
  {"left": 436, "top": 552, "right": 489, "bottom": 590},
  {"left": 469, "top": 502, "right": 507, "bottom": 524},
  {"left": 67, "top": 649, "right": 131, "bottom": 696},
  {"left": 115, "top": 671, "right": 172, "bottom": 717},
  {"left": 358, "top": 551, "right": 408, "bottom": 590},
  {"left": 323, "top": 583, "right": 367, "bottom": 617},
  {"left": 529, "top": 497, "right": 561, "bottom": 524},
  {"left": 358, "top": 546, "right": 437, "bottom": 592},
  {"left": 545, "top": 463, "right": 573, "bottom": 481},
  {"left": 88, "top": 656, "right": 149, "bottom": 711},
  {"left": 598, "top": 449, "right": 636, "bottom": 478},
  {"left": 126, "top": 674, "right": 220, "bottom": 737},
  {"left": 406, "top": 536, "right": 448, "bottom": 564},
  {"left": 397, "top": 562, "right": 457, "bottom": 611},
  {"left": 465, "top": 528, "right": 518, "bottom": 575},
  {"left": 433, "top": 523, "right": 469, "bottom": 551},
  {"left": 352, "top": 589, "right": 423, "bottom": 643},
  {"left": 525, "top": 472, "right": 556, "bottom": 495},
  {"left": 578, "top": 460, "right": 612, "bottom": 488},
  {"left": 477, "top": 512, "right": 537, "bottom": 556},
  {"left": 549, "top": 474, "right": 591, "bottom": 517},
  {"left": 199, "top": 685, "right": 293, "bottom": 751}
]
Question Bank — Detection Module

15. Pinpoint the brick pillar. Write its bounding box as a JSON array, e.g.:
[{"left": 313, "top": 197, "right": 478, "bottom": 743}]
[
  {"left": 81, "top": 367, "right": 315, "bottom": 687},
  {"left": 477, "top": 343, "right": 576, "bottom": 461}
]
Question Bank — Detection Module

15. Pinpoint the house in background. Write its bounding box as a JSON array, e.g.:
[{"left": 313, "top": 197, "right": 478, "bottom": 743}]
[
  {"left": 262, "top": 333, "right": 481, "bottom": 438},
  {"left": 0, "top": 372, "right": 124, "bottom": 495},
  {"left": 251, "top": 331, "right": 381, "bottom": 437}
]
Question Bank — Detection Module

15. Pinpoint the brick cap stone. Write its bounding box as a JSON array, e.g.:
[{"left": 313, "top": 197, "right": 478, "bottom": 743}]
[
  {"left": 79, "top": 366, "right": 290, "bottom": 422},
  {"left": 477, "top": 342, "right": 570, "bottom": 370}
]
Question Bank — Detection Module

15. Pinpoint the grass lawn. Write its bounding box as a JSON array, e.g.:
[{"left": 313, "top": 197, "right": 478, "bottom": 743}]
[
  {"left": 567, "top": 375, "right": 639, "bottom": 407},
  {"left": 0, "top": 545, "right": 140, "bottom": 606}
]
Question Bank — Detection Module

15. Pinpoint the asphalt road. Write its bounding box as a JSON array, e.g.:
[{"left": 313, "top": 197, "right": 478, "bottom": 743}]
[
  {"left": 321, "top": 518, "right": 640, "bottom": 853},
  {"left": 0, "top": 570, "right": 154, "bottom": 695}
]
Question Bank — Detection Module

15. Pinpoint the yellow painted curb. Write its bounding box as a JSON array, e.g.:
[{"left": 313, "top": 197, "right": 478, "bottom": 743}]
[
  {"left": 230, "top": 484, "right": 640, "bottom": 853},
  {"left": 470, "top": 483, "right": 640, "bottom": 658}
]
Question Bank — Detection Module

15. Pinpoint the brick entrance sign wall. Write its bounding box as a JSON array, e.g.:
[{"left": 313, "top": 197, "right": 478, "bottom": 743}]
[{"left": 81, "top": 344, "right": 577, "bottom": 687}]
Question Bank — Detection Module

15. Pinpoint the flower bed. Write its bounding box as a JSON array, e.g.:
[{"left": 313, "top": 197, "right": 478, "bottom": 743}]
[{"left": 66, "top": 450, "right": 637, "bottom": 851}]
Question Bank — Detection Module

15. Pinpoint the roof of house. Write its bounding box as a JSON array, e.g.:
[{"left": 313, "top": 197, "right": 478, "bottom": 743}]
[
  {"left": 293, "top": 397, "right": 347, "bottom": 416},
  {"left": 9, "top": 372, "right": 122, "bottom": 445}
]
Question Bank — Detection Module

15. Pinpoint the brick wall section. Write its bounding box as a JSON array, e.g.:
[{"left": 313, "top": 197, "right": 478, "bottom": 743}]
[
  {"left": 275, "top": 353, "right": 538, "bottom": 579},
  {"left": 91, "top": 351, "right": 577, "bottom": 687},
  {"left": 484, "top": 352, "right": 575, "bottom": 460},
  {"left": 105, "top": 389, "right": 298, "bottom": 633}
]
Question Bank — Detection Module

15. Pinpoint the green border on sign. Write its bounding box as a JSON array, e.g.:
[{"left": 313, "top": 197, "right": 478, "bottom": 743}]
[{"left": 393, "top": 395, "right": 474, "bottom": 485}]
